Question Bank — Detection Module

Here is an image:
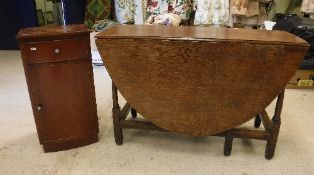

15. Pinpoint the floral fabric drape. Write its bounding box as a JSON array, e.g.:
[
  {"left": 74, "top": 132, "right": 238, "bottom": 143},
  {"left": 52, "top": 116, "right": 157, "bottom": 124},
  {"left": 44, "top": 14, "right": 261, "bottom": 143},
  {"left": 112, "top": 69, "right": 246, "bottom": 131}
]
[
  {"left": 115, "top": 0, "right": 135, "bottom": 23},
  {"left": 194, "top": 0, "right": 230, "bottom": 26},
  {"left": 174, "top": 0, "right": 192, "bottom": 20},
  {"left": 135, "top": 0, "right": 145, "bottom": 24},
  {"left": 145, "top": 0, "right": 177, "bottom": 18},
  {"left": 145, "top": 0, "right": 191, "bottom": 20},
  {"left": 111, "top": 0, "right": 272, "bottom": 26},
  {"left": 114, "top": 0, "right": 191, "bottom": 24}
]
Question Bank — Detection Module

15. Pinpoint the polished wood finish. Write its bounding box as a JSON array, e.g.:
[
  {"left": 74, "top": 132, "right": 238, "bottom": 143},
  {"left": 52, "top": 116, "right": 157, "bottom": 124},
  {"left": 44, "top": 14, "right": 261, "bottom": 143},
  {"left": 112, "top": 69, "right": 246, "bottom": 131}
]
[
  {"left": 96, "top": 25, "right": 309, "bottom": 136},
  {"left": 17, "top": 24, "right": 98, "bottom": 152},
  {"left": 96, "top": 25, "right": 307, "bottom": 46},
  {"left": 23, "top": 38, "right": 89, "bottom": 63},
  {"left": 97, "top": 25, "right": 309, "bottom": 159},
  {"left": 17, "top": 24, "right": 91, "bottom": 40}
]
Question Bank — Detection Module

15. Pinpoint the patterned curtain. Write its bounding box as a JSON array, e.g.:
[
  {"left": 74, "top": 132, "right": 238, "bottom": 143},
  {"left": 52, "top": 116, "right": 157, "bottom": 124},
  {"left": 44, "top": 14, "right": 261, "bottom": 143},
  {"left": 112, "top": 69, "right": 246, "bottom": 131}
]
[
  {"left": 85, "top": 0, "right": 112, "bottom": 28},
  {"left": 115, "top": 0, "right": 136, "bottom": 24},
  {"left": 194, "top": 0, "right": 230, "bottom": 26},
  {"left": 144, "top": 0, "right": 192, "bottom": 20},
  {"left": 135, "top": 0, "right": 145, "bottom": 24},
  {"left": 87, "top": 0, "right": 231, "bottom": 26},
  {"left": 114, "top": 0, "right": 192, "bottom": 24}
]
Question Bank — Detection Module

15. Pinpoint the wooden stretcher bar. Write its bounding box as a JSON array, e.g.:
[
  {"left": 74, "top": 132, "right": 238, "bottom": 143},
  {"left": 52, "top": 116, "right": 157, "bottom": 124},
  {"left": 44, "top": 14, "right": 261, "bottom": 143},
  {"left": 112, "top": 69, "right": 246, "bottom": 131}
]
[{"left": 111, "top": 81, "right": 284, "bottom": 160}]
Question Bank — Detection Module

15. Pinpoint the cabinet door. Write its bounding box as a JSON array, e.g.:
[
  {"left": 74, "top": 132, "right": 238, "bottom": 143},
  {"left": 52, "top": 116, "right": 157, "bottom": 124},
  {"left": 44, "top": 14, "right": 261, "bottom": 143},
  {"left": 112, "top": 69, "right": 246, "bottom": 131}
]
[{"left": 27, "top": 60, "right": 97, "bottom": 143}]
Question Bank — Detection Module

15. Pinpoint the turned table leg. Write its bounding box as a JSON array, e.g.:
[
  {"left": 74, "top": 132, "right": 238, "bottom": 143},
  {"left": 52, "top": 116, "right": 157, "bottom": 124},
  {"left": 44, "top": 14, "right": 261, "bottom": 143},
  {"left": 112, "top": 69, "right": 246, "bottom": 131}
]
[
  {"left": 265, "top": 90, "right": 284, "bottom": 160},
  {"left": 112, "top": 81, "right": 123, "bottom": 145},
  {"left": 224, "top": 130, "right": 234, "bottom": 156}
]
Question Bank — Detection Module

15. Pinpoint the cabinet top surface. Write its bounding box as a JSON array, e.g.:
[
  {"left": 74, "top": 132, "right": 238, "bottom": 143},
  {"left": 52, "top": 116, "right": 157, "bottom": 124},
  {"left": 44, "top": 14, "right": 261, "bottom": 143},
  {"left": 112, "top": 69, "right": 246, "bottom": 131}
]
[
  {"left": 16, "top": 24, "right": 90, "bottom": 40},
  {"left": 96, "top": 25, "right": 308, "bottom": 46}
]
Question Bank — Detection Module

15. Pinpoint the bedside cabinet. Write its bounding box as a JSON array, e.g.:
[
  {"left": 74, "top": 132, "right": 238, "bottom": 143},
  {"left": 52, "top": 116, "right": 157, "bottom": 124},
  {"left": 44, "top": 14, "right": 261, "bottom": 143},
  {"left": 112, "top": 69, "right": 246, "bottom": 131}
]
[{"left": 16, "top": 24, "right": 99, "bottom": 152}]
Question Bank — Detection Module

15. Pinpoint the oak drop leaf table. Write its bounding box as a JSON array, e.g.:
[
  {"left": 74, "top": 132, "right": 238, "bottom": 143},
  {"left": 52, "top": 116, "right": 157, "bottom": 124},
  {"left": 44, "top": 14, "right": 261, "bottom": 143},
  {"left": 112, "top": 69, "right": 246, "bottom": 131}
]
[{"left": 96, "top": 25, "right": 309, "bottom": 159}]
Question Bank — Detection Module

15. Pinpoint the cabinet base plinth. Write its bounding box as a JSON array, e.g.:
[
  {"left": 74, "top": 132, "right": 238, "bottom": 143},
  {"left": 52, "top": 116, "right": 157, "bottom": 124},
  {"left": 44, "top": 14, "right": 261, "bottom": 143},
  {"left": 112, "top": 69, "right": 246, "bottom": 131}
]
[{"left": 42, "top": 134, "right": 98, "bottom": 153}]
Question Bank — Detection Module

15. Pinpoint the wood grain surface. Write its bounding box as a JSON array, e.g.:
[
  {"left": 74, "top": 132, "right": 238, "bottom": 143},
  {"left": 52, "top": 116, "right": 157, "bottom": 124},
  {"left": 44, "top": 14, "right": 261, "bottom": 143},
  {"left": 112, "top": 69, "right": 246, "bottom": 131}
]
[
  {"left": 96, "top": 25, "right": 309, "bottom": 136},
  {"left": 96, "top": 25, "right": 308, "bottom": 46},
  {"left": 16, "top": 24, "right": 90, "bottom": 40}
]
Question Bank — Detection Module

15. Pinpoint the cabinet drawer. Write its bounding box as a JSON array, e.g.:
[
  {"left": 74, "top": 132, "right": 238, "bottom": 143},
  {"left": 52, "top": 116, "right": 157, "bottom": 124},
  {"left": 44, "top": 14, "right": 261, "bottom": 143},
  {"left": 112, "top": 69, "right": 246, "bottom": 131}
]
[{"left": 24, "top": 38, "right": 89, "bottom": 63}]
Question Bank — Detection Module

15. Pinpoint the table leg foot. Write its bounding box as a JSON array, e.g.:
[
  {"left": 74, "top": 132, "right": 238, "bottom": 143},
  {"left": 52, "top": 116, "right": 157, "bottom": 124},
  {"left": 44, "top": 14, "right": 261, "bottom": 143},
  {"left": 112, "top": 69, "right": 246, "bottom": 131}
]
[
  {"left": 265, "top": 119, "right": 280, "bottom": 160},
  {"left": 131, "top": 108, "right": 137, "bottom": 118},
  {"left": 114, "top": 127, "right": 123, "bottom": 145},
  {"left": 265, "top": 152, "right": 274, "bottom": 160},
  {"left": 254, "top": 115, "right": 261, "bottom": 128},
  {"left": 224, "top": 131, "right": 233, "bottom": 156}
]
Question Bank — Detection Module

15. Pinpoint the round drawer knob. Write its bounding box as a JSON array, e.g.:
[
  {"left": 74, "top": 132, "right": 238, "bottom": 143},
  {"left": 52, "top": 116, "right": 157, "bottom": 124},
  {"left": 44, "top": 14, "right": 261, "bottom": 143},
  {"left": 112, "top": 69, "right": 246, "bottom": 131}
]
[
  {"left": 54, "top": 48, "right": 60, "bottom": 54},
  {"left": 36, "top": 105, "right": 43, "bottom": 111}
]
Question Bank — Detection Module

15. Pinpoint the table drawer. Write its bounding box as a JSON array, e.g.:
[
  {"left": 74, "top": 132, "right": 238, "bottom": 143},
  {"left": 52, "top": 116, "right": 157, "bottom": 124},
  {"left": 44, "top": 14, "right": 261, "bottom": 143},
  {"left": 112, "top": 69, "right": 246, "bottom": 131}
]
[{"left": 24, "top": 38, "right": 89, "bottom": 63}]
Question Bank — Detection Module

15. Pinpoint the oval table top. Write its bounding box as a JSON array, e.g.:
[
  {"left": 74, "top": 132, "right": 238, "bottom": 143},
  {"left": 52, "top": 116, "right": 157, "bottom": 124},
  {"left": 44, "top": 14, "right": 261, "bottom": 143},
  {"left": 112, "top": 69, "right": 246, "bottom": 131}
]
[{"left": 96, "top": 25, "right": 309, "bottom": 136}]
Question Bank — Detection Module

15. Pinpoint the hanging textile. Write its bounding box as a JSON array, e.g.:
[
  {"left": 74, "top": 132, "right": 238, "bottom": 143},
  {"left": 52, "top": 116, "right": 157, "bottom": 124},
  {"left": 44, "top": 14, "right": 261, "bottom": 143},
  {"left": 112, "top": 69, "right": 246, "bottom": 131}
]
[
  {"left": 113, "top": 0, "right": 145, "bottom": 24},
  {"left": 194, "top": 0, "right": 230, "bottom": 26},
  {"left": 301, "top": 0, "right": 314, "bottom": 19},
  {"left": 173, "top": 0, "right": 193, "bottom": 20},
  {"left": 302, "top": 0, "right": 314, "bottom": 13},
  {"left": 113, "top": 0, "right": 192, "bottom": 24},
  {"left": 84, "top": 0, "right": 111, "bottom": 28},
  {"left": 267, "top": 0, "right": 303, "bottom": 21},
  {"left": 144, "top": 0, "right": 191, "bottom": 21},
  {"left": 145, "top": 0, "right": 176, "bottom": 19},
  {"left": 233, "top": 4, "right": 267, "bottom": 27},
  {"left": 231, "top": 0, "right": 266, "bottom": 27},
  {"left": 135, "top": 0, "right": 144, "bottom": 24},
  {"left": 231, "top": 0, "right": 249, "bottom": 16},
  {"left": 115, "top": 0, "right": 135, "bottom": 24},
  {"left": 231, "top": 0, "right": 259, "bottom": 17}
]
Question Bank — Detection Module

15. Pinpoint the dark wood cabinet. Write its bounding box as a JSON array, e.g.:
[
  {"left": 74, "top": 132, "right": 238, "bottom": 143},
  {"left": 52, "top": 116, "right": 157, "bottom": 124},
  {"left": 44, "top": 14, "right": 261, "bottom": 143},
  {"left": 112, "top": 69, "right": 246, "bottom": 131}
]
[{"left": 17, "top": 24, "right": 99, "bottom": 152}]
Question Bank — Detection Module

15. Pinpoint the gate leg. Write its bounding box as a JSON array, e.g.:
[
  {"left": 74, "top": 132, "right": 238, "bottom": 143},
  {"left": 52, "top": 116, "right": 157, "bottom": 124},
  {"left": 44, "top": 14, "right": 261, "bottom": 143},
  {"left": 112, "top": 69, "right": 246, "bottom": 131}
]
[
  {"left": 112, "top": 81, "right": 123, "bottom": 145},
  {"left": 265, "top": 90, "right": 284, "bottom": 160}
]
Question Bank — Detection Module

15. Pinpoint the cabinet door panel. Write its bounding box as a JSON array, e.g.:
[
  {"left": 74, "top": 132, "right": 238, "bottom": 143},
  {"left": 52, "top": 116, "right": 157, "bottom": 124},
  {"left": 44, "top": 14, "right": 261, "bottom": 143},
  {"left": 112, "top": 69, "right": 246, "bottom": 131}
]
[{"left": 27, "top": 60, "right": 97, "bottom": 142}]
